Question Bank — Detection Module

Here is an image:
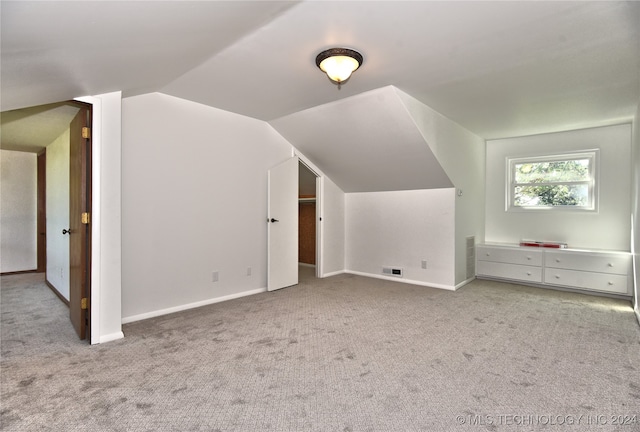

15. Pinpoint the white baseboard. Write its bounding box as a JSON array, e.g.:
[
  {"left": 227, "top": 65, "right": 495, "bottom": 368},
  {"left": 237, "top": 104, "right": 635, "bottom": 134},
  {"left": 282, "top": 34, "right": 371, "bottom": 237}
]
[
  {"left": 98, "top": 331, "right": 125, "bottom": 344},
  {"left": 321, "top": 270, "right": 345, "bottom": 278},
  {"left": 455, "top": 276, "right": 476, "bottom": 290},
  {"left": 345, "top": 270, "right": 456, "bottom": 291},
  {"left": 121, "top": 287, "right": 267, "bottom": 324},
  {"left": 635, "top": 306, "right": 640, "bottom": 326}
]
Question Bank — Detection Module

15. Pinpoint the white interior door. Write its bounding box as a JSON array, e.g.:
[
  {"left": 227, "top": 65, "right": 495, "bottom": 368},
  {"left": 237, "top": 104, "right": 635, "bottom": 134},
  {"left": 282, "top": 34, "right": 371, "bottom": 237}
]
[{"left": 268, "top": 156, "right": 299, "bottom": 291}]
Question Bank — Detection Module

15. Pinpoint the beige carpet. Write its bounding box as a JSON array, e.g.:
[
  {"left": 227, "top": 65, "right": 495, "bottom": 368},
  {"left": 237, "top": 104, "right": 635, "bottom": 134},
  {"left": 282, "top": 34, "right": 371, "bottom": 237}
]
[{"left": 2, "top": 270, "right": 639, "bottom": 431}]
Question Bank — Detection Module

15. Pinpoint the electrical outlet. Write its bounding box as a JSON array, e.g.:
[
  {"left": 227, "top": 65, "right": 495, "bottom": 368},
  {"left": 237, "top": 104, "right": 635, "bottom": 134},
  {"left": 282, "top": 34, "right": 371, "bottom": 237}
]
[
  {"left": 246, "top": 267, "right": 252, "bottom": 276},
  {"left": 212, "top": 271, "right": 219, "bottom": 282},
  {"left": 421, "top": 260, "right": 427, "bottom": 269}
]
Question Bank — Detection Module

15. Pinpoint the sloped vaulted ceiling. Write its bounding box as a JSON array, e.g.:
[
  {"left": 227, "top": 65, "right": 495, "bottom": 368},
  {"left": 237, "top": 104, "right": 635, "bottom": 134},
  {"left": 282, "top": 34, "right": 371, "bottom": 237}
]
[
  {"left": 2, "top": 1, "right": 638, "bottom": 138},
  {"left": 270, "top": 86, "right": 453, "bottom": 193},
  {"left": 0, "top": 1, "right": 297, "bottom": 111},
  {"left": 2, "top": 1, "right": 639, "bottom": 192}
]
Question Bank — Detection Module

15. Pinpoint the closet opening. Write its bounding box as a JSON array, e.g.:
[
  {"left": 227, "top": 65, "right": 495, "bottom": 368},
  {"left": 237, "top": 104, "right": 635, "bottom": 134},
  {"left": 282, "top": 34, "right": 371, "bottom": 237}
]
[{"left": 298, "top": 161, "right": 318, "bottom": 282}]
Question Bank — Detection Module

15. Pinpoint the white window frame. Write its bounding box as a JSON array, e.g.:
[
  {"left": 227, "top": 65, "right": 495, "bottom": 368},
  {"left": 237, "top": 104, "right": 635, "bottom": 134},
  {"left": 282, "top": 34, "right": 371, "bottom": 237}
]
[{"left": 506, "top": 150, "right": 599, "bottom": 212}]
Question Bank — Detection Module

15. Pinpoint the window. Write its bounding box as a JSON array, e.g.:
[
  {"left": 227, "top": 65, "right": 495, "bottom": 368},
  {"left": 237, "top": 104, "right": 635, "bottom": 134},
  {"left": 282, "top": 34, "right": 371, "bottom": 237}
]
[{"left": 507, "top": 151, "right": 598, "bottom": 211}]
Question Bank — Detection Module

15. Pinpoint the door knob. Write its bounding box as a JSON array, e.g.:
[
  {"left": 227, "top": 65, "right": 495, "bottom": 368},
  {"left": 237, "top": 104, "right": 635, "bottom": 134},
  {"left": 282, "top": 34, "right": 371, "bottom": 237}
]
[
  {"left": 270, "top": 218, "right": 279, "bottom": 223},
  {"left": 62, "top": 228, "right": 71, "bottom": 235}
]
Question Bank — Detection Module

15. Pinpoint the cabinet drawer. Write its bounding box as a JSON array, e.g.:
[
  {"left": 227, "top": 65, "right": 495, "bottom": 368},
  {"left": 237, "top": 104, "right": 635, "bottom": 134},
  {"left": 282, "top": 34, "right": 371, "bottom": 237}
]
[
  {"left": 477, "top": 246, "right": 542, "bottom": 266},
  {"left": 477, "top": 261, "right": 542, "bottom": 283},
  {"left": 544, "top": 250, "right": 630, "bottom": 275},
  {"left": 544, "top": 268, "right": 629, "bottom": 294}
]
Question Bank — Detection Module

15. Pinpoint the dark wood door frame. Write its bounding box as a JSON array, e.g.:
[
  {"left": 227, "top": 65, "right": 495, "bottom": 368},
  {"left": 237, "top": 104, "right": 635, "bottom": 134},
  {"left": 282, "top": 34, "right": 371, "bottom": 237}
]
[{"left": 37, "top": 150, "right": 46, "bottom": 273}]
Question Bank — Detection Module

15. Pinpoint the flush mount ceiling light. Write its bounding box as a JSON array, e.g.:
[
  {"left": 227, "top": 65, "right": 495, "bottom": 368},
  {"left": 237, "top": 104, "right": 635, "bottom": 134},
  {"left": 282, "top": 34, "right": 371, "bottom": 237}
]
[{"left": 315, "top": 48, "right": 363, "bottom": 89}]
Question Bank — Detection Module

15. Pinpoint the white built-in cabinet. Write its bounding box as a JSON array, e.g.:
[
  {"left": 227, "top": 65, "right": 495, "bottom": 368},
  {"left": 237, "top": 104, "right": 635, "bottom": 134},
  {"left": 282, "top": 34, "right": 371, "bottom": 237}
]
[{"left": 476, "top": 243, "right": 632, "bottom": 296}]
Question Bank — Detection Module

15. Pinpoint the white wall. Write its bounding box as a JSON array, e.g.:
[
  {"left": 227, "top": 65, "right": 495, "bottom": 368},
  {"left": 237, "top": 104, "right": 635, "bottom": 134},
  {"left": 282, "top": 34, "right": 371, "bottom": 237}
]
[
  {"left": 45, "top": 128, "right": 70, "bottom": 298},
  {"left": 342, "top": 89, "right": 484, "bottom": 289},
  {"left": 319, "top": 175, "right": 345, "bottom": 276},
  {"left": 346, "top": 189, "right": 456, "bottom": 288},
  {"left": 486, "top": 124, "right": 632, "bottom": 251},
  {"left": 396, "top": 88, "right": 486, "bottom": 285},
  {"left": 0, "top": 150, "right": 37, "bottom": 273},
  {"left": 121, "top": 93, "right": 293, "bottom": 321}
]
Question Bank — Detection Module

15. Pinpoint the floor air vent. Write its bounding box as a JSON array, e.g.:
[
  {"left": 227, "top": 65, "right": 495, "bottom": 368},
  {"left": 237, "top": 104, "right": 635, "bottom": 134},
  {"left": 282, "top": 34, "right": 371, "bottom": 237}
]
[{"left": 382, "top": 267, "right": 403, "bottom": 277}]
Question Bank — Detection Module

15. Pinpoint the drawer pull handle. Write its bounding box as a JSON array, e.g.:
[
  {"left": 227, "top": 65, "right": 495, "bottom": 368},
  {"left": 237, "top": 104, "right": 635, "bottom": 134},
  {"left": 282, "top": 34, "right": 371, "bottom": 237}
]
[
  {"left": 555, "top": 275, "right": 560, "bottom": 279},
  {"left": 608, "top": 281, "right": 614, "bottom": 285},
  {"left": 486, "top": 253, "right": 490, "bottom": 256},
  {"left": 607, "top": 263, "right": 614, "bottom": 267},
  {"left": 555, "top": 259, "right": 561, "bottom": 263},
  {"left": 526, "top": 272, "right": 532, "bottom": 276},
  {"left": 526, "top": 256, "right": 531, "bottom": 260}
]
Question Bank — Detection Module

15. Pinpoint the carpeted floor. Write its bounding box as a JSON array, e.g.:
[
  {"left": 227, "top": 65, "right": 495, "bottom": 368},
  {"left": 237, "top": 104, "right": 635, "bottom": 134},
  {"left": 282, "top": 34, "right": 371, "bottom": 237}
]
[{"left": 1, "top": 270, "right": 639, "bottom": 431}]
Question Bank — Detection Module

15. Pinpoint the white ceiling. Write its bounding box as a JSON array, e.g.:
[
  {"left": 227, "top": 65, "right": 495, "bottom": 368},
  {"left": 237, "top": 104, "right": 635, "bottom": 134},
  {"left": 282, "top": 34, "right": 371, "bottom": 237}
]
[
  {"left": 2, "top": 1, "right": 639, "bottom": 190},
  {"left": 274, "top": 86, "right": 453, "bottom": 192},
  {"left": 1, "top": 1, "right": 296, "bottom": 111},
  {"left": 3, "top": 1, "right": 638, "bottom": 139},
  {"left": 0, "top": 103, "right": 80, "bottom": 153}
]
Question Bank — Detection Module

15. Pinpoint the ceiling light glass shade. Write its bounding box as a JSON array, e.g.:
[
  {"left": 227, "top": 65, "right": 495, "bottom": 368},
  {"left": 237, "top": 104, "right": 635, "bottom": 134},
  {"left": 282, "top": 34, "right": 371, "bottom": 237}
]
[
  {"left": 318, "top": 55, "right": 359, "bottom": 82},
  {"left": 316, "top": 48, "right": 363, "bottom": 86}
]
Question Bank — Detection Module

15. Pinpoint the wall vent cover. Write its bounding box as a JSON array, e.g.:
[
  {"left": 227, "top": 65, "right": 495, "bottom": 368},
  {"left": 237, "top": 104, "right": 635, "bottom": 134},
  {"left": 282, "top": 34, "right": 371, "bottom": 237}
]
[
  {"left": 466, "top": 236, "right": 476, "bottom": 279},
  {"left": 382, "top": 267, "right": 403, "bottom": 277}
]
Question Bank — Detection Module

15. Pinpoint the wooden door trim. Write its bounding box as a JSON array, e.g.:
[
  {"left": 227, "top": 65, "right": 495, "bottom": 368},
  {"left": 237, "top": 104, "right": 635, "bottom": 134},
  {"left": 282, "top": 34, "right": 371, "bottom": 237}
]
[
  {"left": 68, "top": 101, "right": 92, "bottom": 340},
  {"left": 37, "top": 150, "right": 46, "bottom": 273}
]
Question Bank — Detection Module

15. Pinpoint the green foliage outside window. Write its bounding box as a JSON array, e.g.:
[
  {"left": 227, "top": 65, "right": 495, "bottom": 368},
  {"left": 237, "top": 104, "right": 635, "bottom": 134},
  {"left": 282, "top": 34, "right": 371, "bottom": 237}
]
[{"left": 511, "top": 157, "right": 593, "bottom": 208}]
